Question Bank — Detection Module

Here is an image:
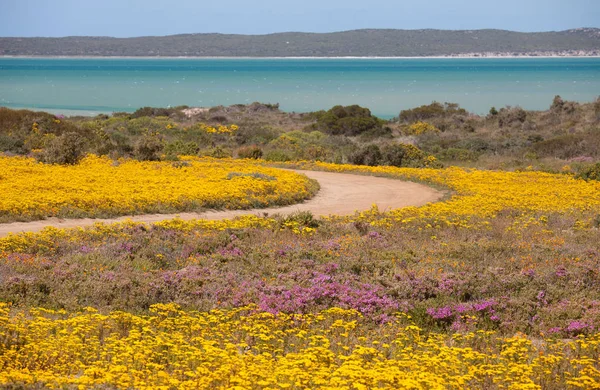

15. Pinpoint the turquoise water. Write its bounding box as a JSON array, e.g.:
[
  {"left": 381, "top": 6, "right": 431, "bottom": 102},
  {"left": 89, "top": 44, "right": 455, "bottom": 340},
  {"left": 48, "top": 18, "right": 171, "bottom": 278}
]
[{"left": 0, "top": 58, "right": 599, "bottom": 118}]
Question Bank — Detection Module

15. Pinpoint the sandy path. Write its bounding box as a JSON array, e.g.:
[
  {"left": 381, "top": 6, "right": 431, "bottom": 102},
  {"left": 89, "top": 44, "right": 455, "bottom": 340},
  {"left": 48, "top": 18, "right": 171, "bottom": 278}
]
[{"left": 0, "top": 170, "right": 443, "bottom": 237}]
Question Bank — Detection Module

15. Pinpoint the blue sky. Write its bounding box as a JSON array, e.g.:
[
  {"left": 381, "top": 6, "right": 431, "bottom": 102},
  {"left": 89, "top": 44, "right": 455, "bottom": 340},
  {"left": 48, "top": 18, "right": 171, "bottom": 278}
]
[{"left": 1, "top": 0, "right": 599, "bottom": 37}]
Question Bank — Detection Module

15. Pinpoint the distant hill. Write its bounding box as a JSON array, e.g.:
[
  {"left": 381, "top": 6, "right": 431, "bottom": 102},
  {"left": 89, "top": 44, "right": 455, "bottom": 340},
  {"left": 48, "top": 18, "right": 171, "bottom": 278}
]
[{"left": 1, "top": 28, "right": 599, "bottom": 57}]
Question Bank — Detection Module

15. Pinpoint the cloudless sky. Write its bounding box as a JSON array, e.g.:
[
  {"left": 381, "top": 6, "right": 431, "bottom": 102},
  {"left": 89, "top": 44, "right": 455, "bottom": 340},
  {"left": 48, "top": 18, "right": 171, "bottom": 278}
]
[{"left": 1, "top": 0, "right": 599, "bottom": 37}]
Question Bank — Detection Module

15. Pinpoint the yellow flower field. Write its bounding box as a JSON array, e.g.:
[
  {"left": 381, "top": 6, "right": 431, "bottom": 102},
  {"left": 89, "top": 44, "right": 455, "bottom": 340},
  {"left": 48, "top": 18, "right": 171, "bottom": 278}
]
[
  {"left": 0, "top": 155, "right": 318, "bottom": 221},
  {"left": 280, "top": 161, "right": 600, "bottom": 228},
  {"left": 1, "top": 161, "right": 600, "bottom": 389},
  {"left": 0, "top": 303, "right": 598, "bottom": 389},
  {"left": 2, "top": 160, "right": 599, "bottom": 252}
]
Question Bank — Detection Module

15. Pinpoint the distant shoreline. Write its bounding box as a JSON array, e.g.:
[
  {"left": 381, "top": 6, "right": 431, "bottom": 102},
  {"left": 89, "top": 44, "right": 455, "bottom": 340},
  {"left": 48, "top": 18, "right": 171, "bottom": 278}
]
[{"left": 2, "top": 55, "right": 600, "bottom": 60}]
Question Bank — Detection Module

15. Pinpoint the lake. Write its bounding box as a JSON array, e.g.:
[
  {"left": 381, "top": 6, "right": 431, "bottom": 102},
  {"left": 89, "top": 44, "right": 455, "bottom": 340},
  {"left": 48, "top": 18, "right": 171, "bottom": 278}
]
[{"left": 0, "top": 57, "right": 599, "bottom": 118}]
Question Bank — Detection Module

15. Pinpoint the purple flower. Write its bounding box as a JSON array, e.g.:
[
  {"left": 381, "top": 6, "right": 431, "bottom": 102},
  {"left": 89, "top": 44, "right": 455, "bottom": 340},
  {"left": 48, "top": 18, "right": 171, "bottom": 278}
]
[
  {"left": 555, "top": 267, "right": 568, "bottom": 277},
  {"left": 453, "top": 303, "right": 471, "bottom": 314},
  {"left": 427, "top": 306, "right": 453, "bottom": 320},
  {"left": 473, "top": 299, "right": 495, "bottom": 312},
  {"left": 367, "top": 231, "right": 382, "bottom": 239},
  {"left": 566, "top": 320, "right": 589, "bottom": 333},
  {"left": 547, "top": 327, "right": 562, "bottom": 334},
  {"left": 522, "top": 269, "right": 535, "bottom": 278}
]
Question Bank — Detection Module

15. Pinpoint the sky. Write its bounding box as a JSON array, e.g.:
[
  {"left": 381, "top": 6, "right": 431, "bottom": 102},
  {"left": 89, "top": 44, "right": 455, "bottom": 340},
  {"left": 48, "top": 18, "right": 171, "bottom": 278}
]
[{"left": 1, "top": 0, "right": 599, "bottom": 37}]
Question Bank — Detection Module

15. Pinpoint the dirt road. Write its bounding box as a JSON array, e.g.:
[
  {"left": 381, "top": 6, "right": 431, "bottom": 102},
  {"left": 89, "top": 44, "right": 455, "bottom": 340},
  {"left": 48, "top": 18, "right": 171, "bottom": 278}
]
[{"left": 0, "top": 170, "right": 443, "bottom": 237}]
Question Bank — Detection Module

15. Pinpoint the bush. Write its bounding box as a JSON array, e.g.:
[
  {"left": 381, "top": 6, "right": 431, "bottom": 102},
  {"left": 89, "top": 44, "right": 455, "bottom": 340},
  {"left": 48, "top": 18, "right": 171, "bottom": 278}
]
[
  {"left": 131, "top": 106, "right": 188, "bottom": 119},
  {"left": 531, "top": 134, "right": 586, "bottom": 159},
  {"left": 312, "top": 105, "right": 383, "bottom": 136},
  {"left": 399, "top": 102, "right": 467, "bottom": 123},
  {"left": 164, "top": 141, "right": 200, "bottom": 157},
  {"left": 405, "top": 121, "right": 440, "bottom": 135},
  {"left": 0, "top": 134, "right": 27, "bottom": 154},
  {"left": 576, "top": 163, "right": 600, "bottom": 181},
  {"left": 236, "top": 145, "right": 263, "bottom": 159},
  {"left": 550, "top": 95, "right": 577, "bottom": 116},
  {"left": 497, "top": 106, "right": 527, "bottom": 128},
  {"left": 436, "top": 148, "right": 480, "bottom": 162},
  {"left": 205, "top": 146, "right": 231, "bottom": 159},
  {"left": 349, "top": 144, "right": 383, "bottom": 166},
  {"left": 39, "top": 132, "right": 86, "bottom": 165},
  {"left": 135, "top": 132, "right": 164, "bottom": 161},
  {"left": 235, "top": 124, "right": 281, "bottom": 145},
  {"left": 264, "top": 150, "right": 291, "bottom": 162}
]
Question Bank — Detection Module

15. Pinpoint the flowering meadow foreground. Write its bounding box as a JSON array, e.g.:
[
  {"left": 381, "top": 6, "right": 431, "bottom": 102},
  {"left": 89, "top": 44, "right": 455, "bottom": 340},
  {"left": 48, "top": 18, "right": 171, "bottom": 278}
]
[{"left": 1, "top": 159, "right": 600, "bottom": 388}]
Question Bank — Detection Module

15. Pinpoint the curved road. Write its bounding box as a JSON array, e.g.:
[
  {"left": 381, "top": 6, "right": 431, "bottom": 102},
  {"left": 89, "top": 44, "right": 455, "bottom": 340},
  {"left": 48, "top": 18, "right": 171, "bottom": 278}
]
[{"left": 0, "top": 170, "right": 443, "bottom": 237}]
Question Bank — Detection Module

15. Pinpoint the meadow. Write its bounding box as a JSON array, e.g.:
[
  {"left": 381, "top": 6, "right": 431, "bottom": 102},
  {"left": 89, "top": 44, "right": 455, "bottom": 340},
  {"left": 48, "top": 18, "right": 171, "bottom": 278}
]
[
  {"left": 0, "top": 156, "right": 318, "bottom": 222},
  {"left": 0, "top": 98, "right": 600, "bottom": 388},
  {"left": 1, "top": 159, "right": 599, "bottom": 388}
]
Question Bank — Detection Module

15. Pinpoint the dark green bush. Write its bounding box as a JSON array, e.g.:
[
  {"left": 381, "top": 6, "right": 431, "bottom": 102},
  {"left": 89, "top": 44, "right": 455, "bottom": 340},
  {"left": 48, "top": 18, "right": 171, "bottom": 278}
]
[
  {"left": 531, "top": 134, "right": 586, "bottom": 159},
  {"left": 576, "top": 163, "right": 600, "bottom": 182},
  {"left": 264, "top": 150, "right": 291, "bottom": 162},
  {"left": 0, "top": 134, "right": 27, "bottom": 154},
  {"left": 135, "top": 132, "right": 164, "bottom": 161},
  {"left": 164, "top": 141, "right": 200, "bottom": 157},
  {"left": 399, "top": 102, "right": 467, "bottom": 123},
  {"left": 39, "top": 132, "right": 86, "bottom": 165},
  {"left": 435, "top": 147, "right": 480, "bottom": 162},
  {"left": 312, "top": 105, "right": 383, "bottom": 136},
  {"left": 349, "top": 144, "right": 383, "bottom": 166},
  {"left": 131, "top": 106, "right": 188, "bottom": 119}
]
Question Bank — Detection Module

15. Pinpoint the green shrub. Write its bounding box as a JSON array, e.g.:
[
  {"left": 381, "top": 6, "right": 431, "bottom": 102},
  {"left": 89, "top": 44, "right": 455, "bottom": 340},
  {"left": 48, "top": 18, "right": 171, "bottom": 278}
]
[
  {"left": 131, "top": 106, "right": 188, "bottom": 119},
  {"left": 312, "top": 105, "right": 383, "bottom": 136},
  {"left": 435, "top": 148, "right": 480, "bottom": 162},
  {"left": 279, "top": 211, "right": 320, "bottom": 230},
  {"left": 399, "top": 102, "right": 467, "bottom": 123},
  {"left": 235, "top": 124, "right": 281, "bottom": 145},
  {"left": 264, "top": 150, "right": 291, "bottom": 162},
  {"left": 39, "top": 132, "right": 86, "bottom": 165},
  {"left": 135, "top": 132, "right": 164, "bottom": 161},
  {"left": 576, "top": 163, "right": 600, "bottom": 181},
  {"left": 204, "top": 146, "right": 231, "bottom": 159},
  {"left": 0, "top": 134, "right": 27, "bottom": 154},
  {"left": 164, "top": 141, "right": 200, "bottom": 157},
  {"left": 349, "top": 144, "right": 383, "bottom": 166},
  {"left": 236, "top": 145, "right": 263, "bottom": 159}
]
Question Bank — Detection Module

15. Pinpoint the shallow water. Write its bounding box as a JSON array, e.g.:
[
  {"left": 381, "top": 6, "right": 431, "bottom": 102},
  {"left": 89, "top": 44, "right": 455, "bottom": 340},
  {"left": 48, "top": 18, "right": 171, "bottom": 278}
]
[{"left": 0, "top": 57, "right": 599, "bottom": 118}]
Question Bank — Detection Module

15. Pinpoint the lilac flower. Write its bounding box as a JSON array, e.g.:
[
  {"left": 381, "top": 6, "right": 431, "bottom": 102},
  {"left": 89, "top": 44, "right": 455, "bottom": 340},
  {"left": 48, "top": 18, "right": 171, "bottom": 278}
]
[
  {"left": 473, "top": 299, "right": 496, "bottom": 312},
  {"left": 217, "top": 247, "right": 243, "bottom": 257},
  {"left": 367, "top": 231, "right": 382, "bottom": 239},
  {"left": 427, "top": 306, "right": 453, "bottom": 320},
  {"left": 451, "top": 319, "right": 466, "bottom": 332},
  {"left": 521, "top": 269, "right": 535, "bottom": 278},
  {"left": 453, "top": 303, "right": 471, "bottom": 314},
  {"left": 566, "top": 320, "right": 589, "bottom": 333}
]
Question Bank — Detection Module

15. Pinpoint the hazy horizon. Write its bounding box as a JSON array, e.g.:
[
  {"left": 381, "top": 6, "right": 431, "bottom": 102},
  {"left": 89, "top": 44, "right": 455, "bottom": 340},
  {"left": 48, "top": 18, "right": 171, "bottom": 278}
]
[
  {"left": 1, "top": 0, "right": 599, "bottom": 38},
  {"left": 2, "top": 27, "right": 600, "bottom": 39}
]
